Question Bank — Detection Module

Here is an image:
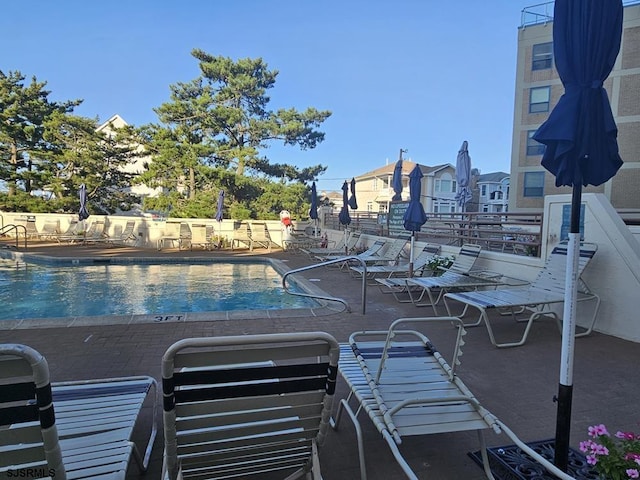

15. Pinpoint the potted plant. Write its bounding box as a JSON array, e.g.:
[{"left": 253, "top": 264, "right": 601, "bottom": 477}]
[{"left": 580, "top": 424, "right": 640, "bottom": 479}]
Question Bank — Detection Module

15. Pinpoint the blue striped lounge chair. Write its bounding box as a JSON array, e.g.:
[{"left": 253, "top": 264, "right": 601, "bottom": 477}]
[
  {"left": 444, "top": 242, "right": 600, "bottom": 348},
  {"left": 161, "top": 332, "right": 339, "bottom": 480},
  {"left": 0, "top": 343, "right": 158, "bottom": 480},
  {"left": 331, "top": 316, "right": 578, "bottom": 480}
]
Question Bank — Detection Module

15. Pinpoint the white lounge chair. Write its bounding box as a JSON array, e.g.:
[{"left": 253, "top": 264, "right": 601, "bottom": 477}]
[
  {"left": 161, "top": 332, "right": 340, "bottom": 480},
  {"left": 314, "top": 239, "right": 387, "bottom": 264},
  {"left": 0, "top": 343, "right": 158, "bottom": 480},
  {"left": 376, "top": 244, "right": 483, "bottom": 305},
  {"left": 82, "top": 220, "right": 108, "bottom": 244},
  {"left": 158, "top": 221, "right": 190, "bottom": 250},
  {"left": 347, "top": 237, "right": 409, "bottom": 276},
  {"left": 37, "top": 220, "right": 61, "bottom": 241},
  {"left": 444, "top": 242, "right": 601, "bottom": 348},
  {"left": 301, "top": 231, "right": 361, "bottom": 258},
  {"left": 230, "top": 221, "right": 252, "bottom": 250},
  {"left": 249, "top": 222, "right": 279, "bottom": 251},
  {"left": 331, "top": 317, "right": 577, "bottom": 480},
  {"left": 349, "top": 243, "right": 441, "bottom": 280}
]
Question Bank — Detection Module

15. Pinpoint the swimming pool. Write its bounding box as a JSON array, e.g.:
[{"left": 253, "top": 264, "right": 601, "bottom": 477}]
[{"left": 0, "top": 258, "right": 319, "bottom": 322}]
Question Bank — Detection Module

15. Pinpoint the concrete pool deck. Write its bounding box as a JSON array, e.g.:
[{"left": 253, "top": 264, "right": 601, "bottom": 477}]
[{"left": 1, "top": 239, "right": 639, "bottom": 479}]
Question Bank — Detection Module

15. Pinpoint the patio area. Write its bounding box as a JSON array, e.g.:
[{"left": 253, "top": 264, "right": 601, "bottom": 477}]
[{"left": 1, "top": 240, "right": 638, "bottom": 479}]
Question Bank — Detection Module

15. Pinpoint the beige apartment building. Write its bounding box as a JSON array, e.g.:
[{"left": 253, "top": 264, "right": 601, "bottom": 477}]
[
  {"left": 352, "top": 160, "right": 457, "bottom": 214},
  {"left": 511, "top": 1, "right": 640, "bottom": 211}
]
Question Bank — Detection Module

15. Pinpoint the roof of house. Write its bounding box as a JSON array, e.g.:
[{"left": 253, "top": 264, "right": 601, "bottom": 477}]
[
  {"left": 355, "top": 161, "right": 452, "bottom": 180},
  {"left": 477, "top": 171, "right": 509, "bottom": 183}
]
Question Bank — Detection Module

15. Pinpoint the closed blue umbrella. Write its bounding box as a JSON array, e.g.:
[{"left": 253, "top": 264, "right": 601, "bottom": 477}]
[
  {"left": 455, "top": 141, "right": 473, "bottom": 211},
  {"left": 309, "top": 182, "right": 319, "bottom": 236},
  {"left": 215, "top": 190, "right": 224, "bottom": 222},
  {"left": 391, "top": 159, "right": 403, "bottom": 201},
  {"left": 78, "top": 183, "right": 89, "bottom": 222},
  {"left": 338, "top": 181, "right": 351, "bottom": 254},
  {"left": 348, "top": 178, "right": 358, "bottom": 210},
  {"left": 532, "top": 0, "right": 623, "bottom": 470},
  {"left": 403, "top": 165, "right": 428, "bottom": 276}
]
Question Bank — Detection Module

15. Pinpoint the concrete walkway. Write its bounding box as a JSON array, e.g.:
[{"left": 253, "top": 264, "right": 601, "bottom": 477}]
[{"left": 1, "top": 240, "right": 638, "bottom": 479}]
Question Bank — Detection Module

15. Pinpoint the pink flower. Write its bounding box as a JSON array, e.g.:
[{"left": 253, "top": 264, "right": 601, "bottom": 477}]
[
  {"left": 592, "top": 443, "right": 609, "bottom": 456},
  {"left": 626, "top": 469, "right": 639, "bottom": 479},
  {"left": 617, "top": 431, "right": 636, "bottom": 440},
  {"left": 589, "top": 424, "right": 609, "bottom": 438},
  {"left": 579, "top": 440, "right": 594, "bottom": 453},
  {"left": 625, "top": 453, "right": 640, "bottom": 461},
  {"left": 586, "top": 454, "right": 598, "bottom": 466}
]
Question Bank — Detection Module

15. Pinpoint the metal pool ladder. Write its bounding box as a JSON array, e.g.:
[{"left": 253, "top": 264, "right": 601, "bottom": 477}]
[{"left": 282, "top": 256, "right": 367, "bottom": 314}]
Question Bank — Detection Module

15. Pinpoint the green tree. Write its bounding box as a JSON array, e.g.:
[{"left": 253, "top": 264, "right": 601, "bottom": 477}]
[
  {"left": 138, "top": 51, "right": 330, "bottom": 216},
  {"left": 0, "top": 70, "right": 80, "bottom": 196}
]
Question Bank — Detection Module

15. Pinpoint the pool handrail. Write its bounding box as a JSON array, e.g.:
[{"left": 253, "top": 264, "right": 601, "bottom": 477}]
[
  {"left": 282, "top": 256, "right": 367, "bottom": 314},
  {"left": 0, "top": 224, "right": 27, "bottom": 250}
]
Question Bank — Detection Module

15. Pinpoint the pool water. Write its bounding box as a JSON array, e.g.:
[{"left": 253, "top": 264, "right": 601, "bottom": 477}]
[{"left": 0, "top": 260, "right": 316, "bottom": 320}]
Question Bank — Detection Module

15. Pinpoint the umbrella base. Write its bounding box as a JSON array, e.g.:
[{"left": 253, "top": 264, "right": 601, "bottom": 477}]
[{"left": 469, "top": 439, "right": 595, "bottom": 479}]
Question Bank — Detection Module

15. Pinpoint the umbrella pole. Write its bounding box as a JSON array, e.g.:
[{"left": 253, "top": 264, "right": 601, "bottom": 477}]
[
  {"left": 408, "top": 232, "right": 415, "bottom": 277},
  {"left": 554, "top": 183, "right": 581, "bottom": 471},
  {"left": 344, "top": 228, "right": 349, "bottom": 255}
]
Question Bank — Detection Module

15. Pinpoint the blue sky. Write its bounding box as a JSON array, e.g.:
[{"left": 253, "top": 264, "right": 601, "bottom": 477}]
[{"left": 2, "top": 0, "right": 538, "bottom": 193}]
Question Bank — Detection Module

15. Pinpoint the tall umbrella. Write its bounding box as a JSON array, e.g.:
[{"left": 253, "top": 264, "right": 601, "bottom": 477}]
[
  {"left": 455, "top": 141, "right": 473, "bottom": 211},
  {"left": 78, "top": 183, "right": 90, "bottom": 242},
  {"left": 215, "top": 190, "right": 224, "bottom": 248},
  {"left": 532, "top": 0, "right": 623, "bottom": 470},
  {"left": 78, "top": 183, "right": 89, "bottom": 222},
  {"left": 391, "top": 159, "right": 403, "bottom": 201},
  {"left": 403, "top": 165, "right": 428, "bottom": 277},
  {"left": 338, "top": 181, "right": 351, "bottom": 254},
  {"left": 348, "top": 178, "right": 358, "bottom": 210},
  {"left": 309, "top": 182, "right": 319, "bottom": 237}
]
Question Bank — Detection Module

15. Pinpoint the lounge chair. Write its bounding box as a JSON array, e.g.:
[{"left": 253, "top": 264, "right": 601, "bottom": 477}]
[
  {"left": 54, "top": 220, "right": 80, "bottom": 243},
  {"left": 38, "top": 220, "right": 61, "bottom": 241},
  {"left": 113, "top": 220, "right": 138, "bottom": 246},
  {"left": 82, "top": 220, "right": 108, "bottom": 244},
  {"left": 249, "top": 222, "right": 279, "bottom": 252},
  {"left": 347, "top": 238, "right": 409, "bottom": 275},
  {"left": 314, "top": 239, "right": 387, "bottom": 264},
  {"left": 376, "top": 244, "right": 483, "bottom": 306},
  {"left": 158, "top": 221, "right": 190, "bottom": 250},
  {"left": 349, "top": 243, "right": 440, "bottom": 280},
  {"left": 301, "top": 231, "right": 361, "bottom": 258},
  {"left": 444, "top": 242, "right": 601, "bottom": 348},
  {"left": 230, "top": 221, "right": 252, "bottom": 250},
  {"left": 0, "top": 343, "right": 158, "bottom": 479},
  {"left": 161, "top": 332, "right": 339, "bottom": 480},
  {"left": 188, "top": 224, "right": 213, "bottom": 250},
  {"left": 331, "top": 317, "right": 577, "bottom": 480}
]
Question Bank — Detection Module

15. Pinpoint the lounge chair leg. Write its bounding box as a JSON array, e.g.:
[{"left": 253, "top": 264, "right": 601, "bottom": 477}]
[
  {"left": 476, "top": 430, "right": 497, "bottom": 480},
  {"left": 330, "top": 399, "right": 367, "bottom": 480}
]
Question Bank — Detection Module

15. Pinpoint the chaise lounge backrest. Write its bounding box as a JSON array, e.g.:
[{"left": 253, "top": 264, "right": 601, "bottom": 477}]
[
  {"left": 161, "top": 332, "right": 340, "bottom": 480},
  {"left": 0, "top": 344, "right": 66, "bottom": 478}
]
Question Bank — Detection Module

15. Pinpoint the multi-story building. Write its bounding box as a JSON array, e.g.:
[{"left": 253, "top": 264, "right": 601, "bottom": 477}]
[
  {"left": 96, "top": 114, "right": 162, "bottom": 200},
  {"left": 352, "top": 160, "right": 457, "bottom": 214},
  {"left": 476, "top": 171, "right": 510, "bottom": 213},
  {"left": 510, "top": 1, "right": 640, "bottom": 211}
]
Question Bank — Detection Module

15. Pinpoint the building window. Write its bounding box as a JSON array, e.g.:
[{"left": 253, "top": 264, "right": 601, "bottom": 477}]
[
  {"left": 532, "top": 42, "right": 553, "bottom": 70},
  {"left": 529, "top": 87, "right": 550, "bottom": 113},
  {"left": 367, "top": 201, "right": 373, "bottom": 212},
  {"left": 372, "top": 178, "right": 378, "bottom": 190},
  {"left": 435, "top": 178, "right": 457, "bottom": 193},
  {"left": 523, "top": 171, "right": 545, "bottom": 197},
  {"left": 527, "top": 130, "right": 546, "bottom": 155},
  {"left": 480, "top": 185, "right": 487, "bottom": 197},
  {"left": 379, "top": 204, "right": 387, "bottom": 213}
]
